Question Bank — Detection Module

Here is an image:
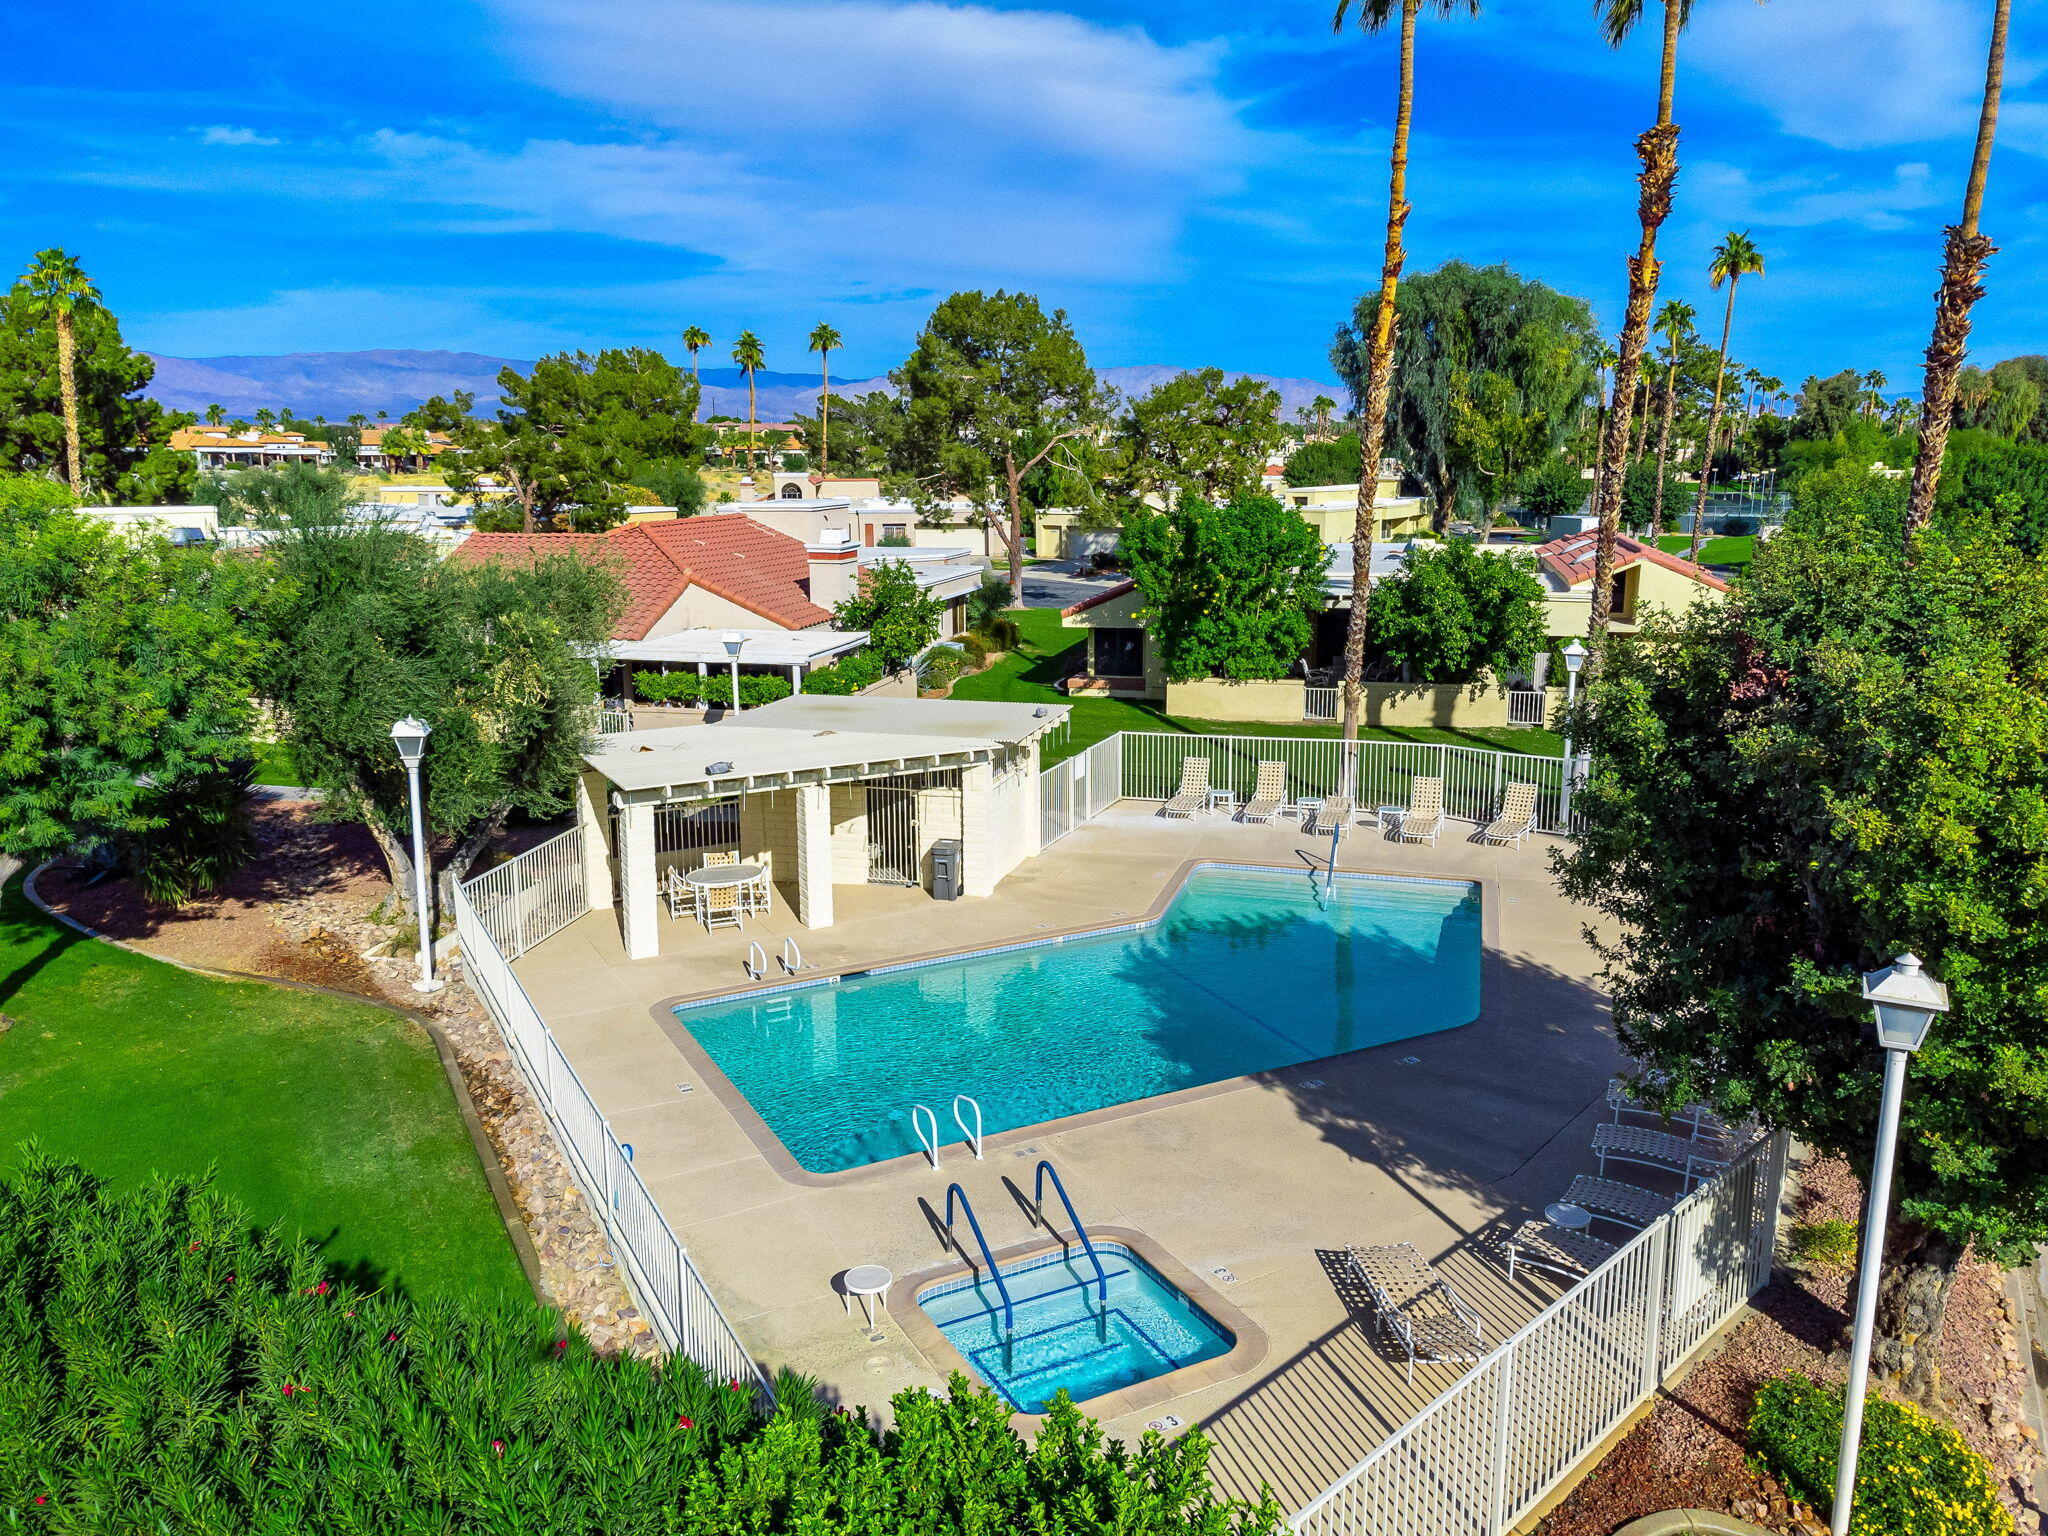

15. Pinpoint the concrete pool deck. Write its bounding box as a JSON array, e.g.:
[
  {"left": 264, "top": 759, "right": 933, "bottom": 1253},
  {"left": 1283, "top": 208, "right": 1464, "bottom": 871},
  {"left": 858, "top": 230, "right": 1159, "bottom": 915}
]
[{"left": 511, "top": 802, "right": 1623, "bottom": 1511}]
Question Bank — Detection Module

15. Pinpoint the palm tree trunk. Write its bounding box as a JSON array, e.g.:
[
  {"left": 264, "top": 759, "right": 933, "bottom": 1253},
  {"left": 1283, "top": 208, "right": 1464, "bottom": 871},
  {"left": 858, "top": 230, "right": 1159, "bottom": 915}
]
[
  {"left": 1338, "top": 0, "right": 1417, "bottom": 768},
  {"left": 1588, "top": 0, "right": 1682, "bottom": 658},
  {"left": 1652, "top": 360, "right": 1679, "bottom": 533},
  {"left": 689, "top": 351, "right": 701, "bottom": 422},
  {"left": 55, "top": 310, "right": 85, "bottom": 497},
  {"left": 1686, "top": 278, "right": 1739, "bottom": 562},
  {"left": 1906, "top": 0, "right": 2008, "bottom": 545},
  {"left": 820, "top": 354, "right": 831, "bottom": 476},
  {"left": 746, "top": 372, "right": 758, "bottom": 475}
]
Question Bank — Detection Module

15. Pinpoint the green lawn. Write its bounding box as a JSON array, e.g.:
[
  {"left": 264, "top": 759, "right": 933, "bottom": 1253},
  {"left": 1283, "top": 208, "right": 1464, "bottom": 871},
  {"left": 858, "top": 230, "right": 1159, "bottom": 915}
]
[
  {"left": 252, "top": 741, "right": 302, "bottom": 787},
  {"left": 1657, "top": 534, "right": 1757, "bottom": 569},
  {"left": 0, "top": 875, "right": 525, "bottom": 1300},
  {"left": 953, "top": 606, "right": 1562, "bottom": 762}
]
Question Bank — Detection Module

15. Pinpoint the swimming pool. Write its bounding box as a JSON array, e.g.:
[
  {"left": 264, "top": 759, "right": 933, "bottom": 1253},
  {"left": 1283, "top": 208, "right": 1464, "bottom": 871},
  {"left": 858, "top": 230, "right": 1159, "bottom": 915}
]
[
  {"left": 917, "top": 1241, "right": 1233, "bottom": 1413},
  {"left": 671, "top": 865, "right": 1481, "bottom": 1173}
]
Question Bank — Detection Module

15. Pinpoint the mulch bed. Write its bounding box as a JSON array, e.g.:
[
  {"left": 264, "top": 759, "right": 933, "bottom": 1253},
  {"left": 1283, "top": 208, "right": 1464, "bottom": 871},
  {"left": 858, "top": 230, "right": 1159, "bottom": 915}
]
[{"left": 1534, "top": 1156, "right": 2040, "bottom": 1535}]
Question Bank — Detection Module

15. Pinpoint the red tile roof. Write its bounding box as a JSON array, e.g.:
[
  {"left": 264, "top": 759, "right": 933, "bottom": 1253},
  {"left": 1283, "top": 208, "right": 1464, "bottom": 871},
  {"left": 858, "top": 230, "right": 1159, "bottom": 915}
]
[
  {"left": 453, "top": 516, "right": 833, "bottom": 639},
  {"left": 1534, "top": 531, "right": 1730, "bottom": 593}
]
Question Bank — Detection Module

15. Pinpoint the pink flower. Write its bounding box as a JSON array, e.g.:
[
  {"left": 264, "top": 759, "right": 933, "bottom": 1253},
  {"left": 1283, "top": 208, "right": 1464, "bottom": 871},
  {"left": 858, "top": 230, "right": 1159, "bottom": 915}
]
[
  {"left": 386, "top": 1331, "right": 399, "bottom": 1342},
  {"left": 34, "top": 1496, "right": 47, "bottom": 1505},
  {"left": 491, "top": 1440, "right": 505, "bottom": 1455},
  {"left": 677, "top": 1415, "right": 694, "bottom": 1430},
  {"left": 343, "top": 1310, "right": 354, "bottom": 1319},
  {"left": 314, "top": 1281, "right": 329, "bottom": 1295},
  {"left": 188, "top": 1241, "right": 201, "bottom": 1253},
  {"left": 281, "top": 1383, "right": 298, "bottom": 1397},
  {"left": 728, "top": 1379, "right": 743, "bottom": 1392}
]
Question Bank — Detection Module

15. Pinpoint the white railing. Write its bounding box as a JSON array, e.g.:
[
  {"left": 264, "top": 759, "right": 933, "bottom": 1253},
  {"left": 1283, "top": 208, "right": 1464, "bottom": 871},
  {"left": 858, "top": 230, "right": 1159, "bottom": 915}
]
[
  {"left": 596, "top": 704, "right": 634, "bottom": 734},
  {"left": 461, "top": 827, "right": 588, "bottom": 960},
  {"left": 453, "top": 838, "right": 770, "bottom": 1398},
  {"left": 1507, "top": 690, "right": 1549, "bottom": 728},
  {"left": 1290, "top": 1133, "right": 1788, "bottom": 1536},
  {"left": 1039, "top": 734, "right": 1123, "bottom": 846},
  {"left": 1304, "top": 686, "right": 1339, "bottom": 722},
  {"left": 1113, "top": 731, "right": 1581, "bottom": 835}
]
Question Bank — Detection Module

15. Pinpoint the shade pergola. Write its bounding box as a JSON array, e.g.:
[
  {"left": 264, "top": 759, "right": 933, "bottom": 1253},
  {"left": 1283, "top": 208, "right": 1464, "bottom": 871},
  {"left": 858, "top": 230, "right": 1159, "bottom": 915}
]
[{"left": 574, "top": 696, "right": 1069, "bottom": 957}]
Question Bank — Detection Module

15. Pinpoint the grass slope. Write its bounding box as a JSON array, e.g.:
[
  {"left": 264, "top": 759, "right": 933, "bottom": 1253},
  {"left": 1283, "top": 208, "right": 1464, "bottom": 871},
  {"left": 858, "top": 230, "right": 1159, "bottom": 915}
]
[
  {"left": 1656, "top": 534, "right": 1756, "bottom": 569},
  {"left": 951, "top": 606, "right": 1563, "bottom": 761},
  {"left": 0, "top": 875, "right": 524, "bottom": 1300}
]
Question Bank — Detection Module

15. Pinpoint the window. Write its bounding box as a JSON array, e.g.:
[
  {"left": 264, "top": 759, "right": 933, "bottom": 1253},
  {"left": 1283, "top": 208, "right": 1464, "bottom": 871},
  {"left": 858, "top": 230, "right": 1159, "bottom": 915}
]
[
  {"left": 1094, "top": 627, "right": 1143, "bottom": 676},
  {"left": 780, "top": 483, "right": 802, "bottom": 498},
  {"left": 1611, "top": 572, "right": 1630, "bottom": 616}
]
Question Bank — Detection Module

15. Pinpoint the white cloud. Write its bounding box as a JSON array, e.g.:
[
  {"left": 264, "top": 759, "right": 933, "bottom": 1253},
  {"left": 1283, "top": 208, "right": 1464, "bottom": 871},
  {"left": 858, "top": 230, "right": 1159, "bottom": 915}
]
[
  {"left": 197, "top": 124, "right": 281, "bottom": 147},
  {"left": 1687, "top": 0, "right": 1999, "bottom": 151},
  {"left": 1684, "top": 159, "right": 1945, "bottom": 230}
]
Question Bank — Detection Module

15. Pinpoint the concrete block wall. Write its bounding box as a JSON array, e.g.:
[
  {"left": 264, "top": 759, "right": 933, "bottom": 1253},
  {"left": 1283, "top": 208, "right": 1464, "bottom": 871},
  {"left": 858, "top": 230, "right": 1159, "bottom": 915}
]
[
  {"left": 828, "top": 783, "right": 867, "bottom": 882},
  {"left": 739, "top": 789, "right": 797, "bottom": 886}
]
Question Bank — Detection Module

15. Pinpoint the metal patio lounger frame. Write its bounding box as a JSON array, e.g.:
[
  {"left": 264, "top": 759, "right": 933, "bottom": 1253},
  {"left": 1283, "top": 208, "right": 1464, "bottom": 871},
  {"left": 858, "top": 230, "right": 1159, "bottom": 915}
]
[
  {"left": 1480, "top": 780, "right": 1539, "bottom": 847},
  {"left": 1240, "top": 760, "right": 1288, "bottom": 824},
  {"left": 1395, "top": 776, "right": 1444, "bottom": 846},
  {"left": 1162, "top": 757, "right": 1210, "bottom": 818},
  {"left": 1347, "top": 1242, "right": 1486, "bottom": 1383}
]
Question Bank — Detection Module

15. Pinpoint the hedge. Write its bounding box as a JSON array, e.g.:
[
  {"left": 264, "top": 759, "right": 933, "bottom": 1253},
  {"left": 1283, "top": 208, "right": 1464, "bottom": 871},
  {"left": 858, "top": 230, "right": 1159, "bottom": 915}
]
[
  {"left": 631, "top": 669, "right": 793, "bottom": 709},
  {"left": 798, "top": 647, "right": 886, "bottom": 696},
  {"left": 1, "top": 1156, "right": 1282, "bottom": 1534},
  {"left": 1747, "top": 1374, "right": 2011, "bottom": 1536}
]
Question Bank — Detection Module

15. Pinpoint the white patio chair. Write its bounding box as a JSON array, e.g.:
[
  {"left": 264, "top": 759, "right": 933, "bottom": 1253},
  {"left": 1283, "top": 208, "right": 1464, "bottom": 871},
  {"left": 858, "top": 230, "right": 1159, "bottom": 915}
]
[
  {"left": 1556, "top": 1174, "right": 1673, "bottom": 1232},
  {"left": 1593, "top": 1122, "right": 1753, "bottom": 1190},
  {"left": 1395, "top": 776, "right": 1444, "bottom": 846},
  {"left": 662, "top": 865, "right": 697, "bottom": 921},
  {"left": 1240, "top": 760, "right": 1288, "bottom": 823},
  {"left": 1505, "top": 1221, "right": 1619, "bottom": 1282},
  {"left": 1162, "top": 757, "right": 1210, "bottom": 818},
  {"left": 1308, "top": 794, "right": 1353, "bottom": 838},
  {"left": 1479, "top": 781, "right": 1539, "bottom": 847},
  {"left": 1347, "top": 1242, "right": 1486, "bottom": 1383},
  {"left": 696, "top": 850, "right": 746, "bottom": 931}
]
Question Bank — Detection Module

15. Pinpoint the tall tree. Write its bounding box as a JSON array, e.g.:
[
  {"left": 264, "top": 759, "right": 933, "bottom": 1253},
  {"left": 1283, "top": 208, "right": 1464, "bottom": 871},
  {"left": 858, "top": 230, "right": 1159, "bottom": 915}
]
[
  {"left": 1861, "top": 368, "right": 1887, "bottom": 419},
  {"left": 18, "top": 250, "right": 101, "bottom": 497},
  {"left": 681, "top": 325, "right": 710, "bottom": 418},
  {"left": 731, "top": 330, "right": 765, "bottom": 475},
  {"left": 1905, "top": 0, "right": 2012, "bottom": 544},
  {"left": 890, "top": 290, "right": 1107, "bottom": 603},
  {"left": 1328, "top": 0, "right": 1480, "bottom": 762},
  {"left": 1585, "top": 0, "right": 1692, "bottom": 654},
  {"left": 1685, "top": 230, "right": 1765, "bottom": 561},
  {"left": 807, "top": 323, "right": 843, "bottom": 476},
  {"left": 1651, "top": 299, "right": 1696, "bottom": 533},
  {"left": 1103, "top": 368, "right": 1283, "bottom": 513},
  {"left": 205, "top": 403, "right": 225, "bottom": 426},
  {"left": 1310, "top": 394, "right": 1337, "bottom": 439}
]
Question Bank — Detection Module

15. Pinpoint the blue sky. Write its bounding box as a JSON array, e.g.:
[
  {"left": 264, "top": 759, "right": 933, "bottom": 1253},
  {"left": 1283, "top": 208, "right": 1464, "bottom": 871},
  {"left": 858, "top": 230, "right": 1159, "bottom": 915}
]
[{"left": 4, "top": 0, "right": 2042, "bottom": 388}]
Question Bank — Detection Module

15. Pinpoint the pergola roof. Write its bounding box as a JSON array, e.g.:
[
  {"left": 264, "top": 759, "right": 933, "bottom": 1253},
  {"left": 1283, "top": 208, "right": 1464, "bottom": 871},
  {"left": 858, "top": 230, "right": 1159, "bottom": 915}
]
[
  {"left": 608, "top": 629, "right": 868, "bottom": 667},
  {"left": 582, "top": 695, "right": 1068, "bottom": 801}
]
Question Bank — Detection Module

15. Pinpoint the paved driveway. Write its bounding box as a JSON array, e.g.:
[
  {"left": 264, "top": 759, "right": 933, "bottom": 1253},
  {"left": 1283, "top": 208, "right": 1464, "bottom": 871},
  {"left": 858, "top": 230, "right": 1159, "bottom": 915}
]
[{"left": 1016, "top": 560, "right": 1122, "bottom": 610}]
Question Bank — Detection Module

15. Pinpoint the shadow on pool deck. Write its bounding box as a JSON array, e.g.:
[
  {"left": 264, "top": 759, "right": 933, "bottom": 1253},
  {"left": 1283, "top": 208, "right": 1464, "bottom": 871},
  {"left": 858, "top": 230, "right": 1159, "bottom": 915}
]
[{"left": 509, "top": 802, "right": 1621, "bottom": 1513}]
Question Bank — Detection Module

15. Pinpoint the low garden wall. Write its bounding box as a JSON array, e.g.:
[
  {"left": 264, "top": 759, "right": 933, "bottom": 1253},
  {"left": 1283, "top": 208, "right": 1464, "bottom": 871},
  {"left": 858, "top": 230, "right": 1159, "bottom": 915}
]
[{"left": 1165, "top": 677, "right": 1556, "bottom": 728}]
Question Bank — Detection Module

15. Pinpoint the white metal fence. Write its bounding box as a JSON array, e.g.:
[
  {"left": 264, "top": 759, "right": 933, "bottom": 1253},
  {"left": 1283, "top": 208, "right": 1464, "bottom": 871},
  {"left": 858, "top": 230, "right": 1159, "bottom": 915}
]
[
  {"left": 1040, "top": 734, "right": 1124, "bottom": 845},
  {"left": 1507, "top": 690, "right": 1549, "bottom": 728},
  {"left": 1304, "top": 686, "right": 1339, "bottom": 722},
  {"left": 461, "top": 828, "right": 588, "bottom": 960},
  {"left": 453, "top": 836, "right": 771, "bottom": 1398},
  {"left": 1290, "top": 1133, "right": 1788, "bottom": 1536},
  {"left": 1112, "top": 731, "right": 1580, "bottom": 835},
  {"left": 596, "top": 703, "right": 634, "bottom": 734}
]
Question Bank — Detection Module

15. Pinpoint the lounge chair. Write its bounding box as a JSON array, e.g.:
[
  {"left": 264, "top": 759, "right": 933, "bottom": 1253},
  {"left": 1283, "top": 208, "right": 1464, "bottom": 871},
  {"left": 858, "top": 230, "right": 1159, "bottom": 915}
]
[
  {"left": 1395, "top": 776, "right": 1444, "bottom": 846},
  {"left": 1505, "top": 1221, "right": 1619, "bottom": 1282},
  {"left": 1240, "top": 760, "right": 1288, "bottom": 823},
  {"left": 1347, "top": 1242, "right": 1486, "bottom": 1383},
  {"left": 1162, "top": 757, "right": 1210, "bottom": 818},
  {"left": 1308, "top": 794, "right": 1353, "bottom": 837},
  {"left": 1479, "top": 781, "right": 1539, "bottom": 847},
  {"left": 1556, "top": 1174, "right": 1673, "bottom": 1232},
  {"left": 1593, "top": 1122, "right": 1751, "bottom": 1190}
]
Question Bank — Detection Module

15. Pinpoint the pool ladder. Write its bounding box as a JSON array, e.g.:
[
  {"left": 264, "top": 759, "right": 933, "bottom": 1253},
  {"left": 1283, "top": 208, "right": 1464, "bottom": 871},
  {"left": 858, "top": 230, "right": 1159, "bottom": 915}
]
[
  {"left": 1030, "top": 1160, "right": 1108, "bottom": 1306},
  {"left": 944, "top": 1183, "right": 1016, "bottom": 1362},
  {"left": 910, "top": 1095, "right": 984, "bottom": 1170}
]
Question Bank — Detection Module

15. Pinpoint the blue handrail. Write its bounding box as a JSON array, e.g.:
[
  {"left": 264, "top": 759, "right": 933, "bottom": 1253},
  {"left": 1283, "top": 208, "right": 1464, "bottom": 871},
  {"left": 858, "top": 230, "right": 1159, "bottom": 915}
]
[
  {"left": 1032, "top": 1160, "right": 1108, "bottom": 1304},
  {"left": 943, "top": 1183, "right": 1015, "bottom": 1334}
]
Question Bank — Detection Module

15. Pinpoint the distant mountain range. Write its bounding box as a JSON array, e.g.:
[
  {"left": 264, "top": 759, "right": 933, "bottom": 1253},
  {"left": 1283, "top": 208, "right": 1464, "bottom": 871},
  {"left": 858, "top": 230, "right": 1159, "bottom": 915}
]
[{"left": 142, "top": 349, "right": 1344, "bottom": 423}]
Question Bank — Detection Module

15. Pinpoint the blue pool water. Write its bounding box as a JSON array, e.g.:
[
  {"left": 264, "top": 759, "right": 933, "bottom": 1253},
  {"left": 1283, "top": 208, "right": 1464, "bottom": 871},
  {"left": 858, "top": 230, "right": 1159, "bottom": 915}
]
[
  {"left": 918, "top": 1242, "right": 1233, "bottom": 1411},
  {"left": 672, "top": 866, "right": 1481, "bottom": 1173}
]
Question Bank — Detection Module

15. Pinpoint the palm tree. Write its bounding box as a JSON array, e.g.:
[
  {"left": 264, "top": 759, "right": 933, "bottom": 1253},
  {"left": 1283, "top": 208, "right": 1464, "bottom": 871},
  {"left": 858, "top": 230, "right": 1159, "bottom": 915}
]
[
  {"left": 1651, "top": 300, "right": 1696, "bottom": 534},
  {"left": 1906, "top": 0, "right": 2011, "bottom": 543},
  {"left": 205, "top": 403, "right": 225, "bottom": 426},
  {"left": 1862, "top": 368, "right": 1887, "bottom": 419},
  {"left": 21, "top": 249, "right": 100, "bottom": 496},
  {"left": 1310, "top": 393, "right": 1337, "bottom": 439},
  {"left": 1331, "top": 0, "right": 1480, "bottom": 754},
  {"left": 1685, "top": 230, "right": 1765, "bottom": 562},
  {"left": 1585, "top": 0, "right": 1691, "bottom": 651},
  {"left": 254, "top": 407, "right": 277, "bottom": 432},
  {"left": 731, "top": 330, "right": 766, "bottom": 475},
  {"left": 682, "top": 326, "right": 710, "bottom": 421},
  {"left": 807, "top": 323, "right": 843, "bottom": 476}
]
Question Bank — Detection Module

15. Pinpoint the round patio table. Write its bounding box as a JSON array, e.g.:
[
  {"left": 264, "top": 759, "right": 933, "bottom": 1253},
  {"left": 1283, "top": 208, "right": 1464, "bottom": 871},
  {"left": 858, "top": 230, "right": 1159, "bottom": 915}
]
[
  {"left": 1544, "top": 1202, "right": 1593, "bottom": 1231},
  {"left": 842, "top": 1265, "right": 893, "bottom": 1330},
  {"left": 682, "top": 863, "right": 766, "bottom": 890}
]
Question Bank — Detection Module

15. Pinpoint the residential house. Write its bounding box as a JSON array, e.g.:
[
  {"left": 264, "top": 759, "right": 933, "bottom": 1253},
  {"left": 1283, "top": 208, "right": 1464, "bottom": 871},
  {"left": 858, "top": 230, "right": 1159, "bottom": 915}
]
[
  {"left": 170, "top": 426, "right": 332, "bottom": 470},
  {"left": 1528, "top": 531, "right": 1729, "bottom": 642},
  {"left": 76, "top": 504, "right": 221, "bottom": 546},
  {"left": 355, "top": 425, "right": 454, "bottom": 474},
  {"left": 721, "top": 493, "right": 1015, "bottom": 567}
]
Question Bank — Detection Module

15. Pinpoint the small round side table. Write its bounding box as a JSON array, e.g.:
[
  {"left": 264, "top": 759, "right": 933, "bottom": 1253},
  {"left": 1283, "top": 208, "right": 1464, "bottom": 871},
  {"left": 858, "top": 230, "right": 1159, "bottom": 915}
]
[
  {"left": 1544, "top": 1202, "right": 1592, "bottom": 1231},
  {"left": 842, "top": 1265, "right": 893, "bottom": 1330}
]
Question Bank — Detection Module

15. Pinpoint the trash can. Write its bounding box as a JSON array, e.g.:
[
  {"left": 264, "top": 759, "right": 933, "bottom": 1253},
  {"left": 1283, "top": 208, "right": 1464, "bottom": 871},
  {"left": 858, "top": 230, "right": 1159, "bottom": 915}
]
[{"left": 929, "top": 838, "right": 963, "bottom": 901}]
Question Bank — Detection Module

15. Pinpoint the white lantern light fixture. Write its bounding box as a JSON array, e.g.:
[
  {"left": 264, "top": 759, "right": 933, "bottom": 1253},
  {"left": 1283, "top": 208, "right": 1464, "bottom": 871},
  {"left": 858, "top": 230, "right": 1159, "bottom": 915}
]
[{"left": 1859, "top": 952, "right": 1949, "bottom": 1053}]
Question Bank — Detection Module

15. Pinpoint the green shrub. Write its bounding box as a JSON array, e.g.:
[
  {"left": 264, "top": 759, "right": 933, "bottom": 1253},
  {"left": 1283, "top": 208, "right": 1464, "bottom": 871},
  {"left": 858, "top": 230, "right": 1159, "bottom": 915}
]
[
  {"left": 958, "top": 632, "right": 988, "bottom": 666},
  {"left": 629, "top": 669, "right": 793, "bottom": 709},
  {"left": 1787, "top": 1218, "right": 1859, "bottom": 1270},
  {"left": 1748, "top": 1374, "right": 2011, "bottom": 1536},
  {"left": 919, "top": 647, "right": 966, "bottom": 691},
  {"left": 0, "top": 1156, "right": 1282, "bottom": 1534},
  {"left": 977, "top": 615, "right": 1022, "bottom": 652},
  {"left": 801, "top": 648, "right": 886, "bottom": 696}
]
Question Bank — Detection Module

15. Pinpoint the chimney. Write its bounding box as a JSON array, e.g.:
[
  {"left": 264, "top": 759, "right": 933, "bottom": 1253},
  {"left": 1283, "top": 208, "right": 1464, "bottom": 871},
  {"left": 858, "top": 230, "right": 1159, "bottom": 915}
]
[{"left": 805, "top": 528, "right": 860, "bottom": 609}]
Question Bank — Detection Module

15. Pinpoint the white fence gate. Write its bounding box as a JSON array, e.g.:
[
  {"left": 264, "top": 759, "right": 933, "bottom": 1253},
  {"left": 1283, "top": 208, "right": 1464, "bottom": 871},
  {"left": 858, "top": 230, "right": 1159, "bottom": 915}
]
[
  {"left": 1507, "top": 690, "right": 1549, "bottom": 728},
  {"left": 1290, "top": 1134, "right": 1788, "bottom": 1536},
  {"left": 453, "top": 837, "right": 770, "bottom": 1397},
  {"left": 1039, "top": 734, "right": 1124, "bottom": 846}
]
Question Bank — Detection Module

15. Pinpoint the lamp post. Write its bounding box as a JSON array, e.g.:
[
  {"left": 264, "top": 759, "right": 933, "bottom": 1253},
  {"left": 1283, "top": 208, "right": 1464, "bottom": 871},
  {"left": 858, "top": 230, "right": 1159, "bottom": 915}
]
[
  {"left": 721, "top": 631, "right": 744, "bottom": 713},
  {"left": 1830, "top": 952, "right": 1949, "bottom": 1536},
  {"left": 1559, "top": 639, "right": 1587, "bottom": 825},
  {"left": 389, "top": 717, "right": 443, "bottom": 993}
]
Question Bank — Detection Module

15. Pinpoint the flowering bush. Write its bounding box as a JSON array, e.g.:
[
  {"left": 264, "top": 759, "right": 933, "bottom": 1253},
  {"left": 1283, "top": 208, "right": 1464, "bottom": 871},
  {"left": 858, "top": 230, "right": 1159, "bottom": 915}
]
[
  {"left": 1748, "top": 1374, "right": 2011, "bottom": 1536},
  {"left": 798, "top": 647, "right": 886, "bottom": 696},
  {"left": 2, "top": 1156, "right": 1281, "bottom": 1534}
]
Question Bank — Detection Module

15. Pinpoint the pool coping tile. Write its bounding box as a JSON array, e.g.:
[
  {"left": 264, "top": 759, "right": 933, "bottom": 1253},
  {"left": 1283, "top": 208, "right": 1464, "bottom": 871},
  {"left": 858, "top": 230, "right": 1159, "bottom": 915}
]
[{"left": 884, "top": 1224, "right": 1270, "bottom": 1432}]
